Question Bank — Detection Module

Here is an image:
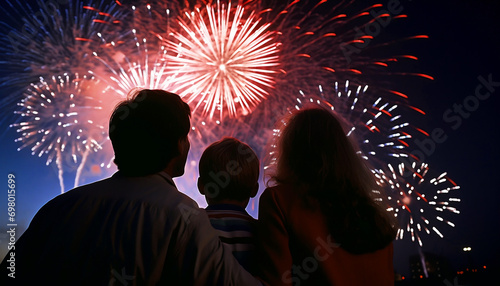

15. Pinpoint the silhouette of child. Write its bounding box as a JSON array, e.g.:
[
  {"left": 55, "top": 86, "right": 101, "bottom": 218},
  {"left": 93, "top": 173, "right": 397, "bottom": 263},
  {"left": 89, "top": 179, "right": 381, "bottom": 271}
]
[{"left": 198, "top": 137, "right": 259, "bottom": 273}]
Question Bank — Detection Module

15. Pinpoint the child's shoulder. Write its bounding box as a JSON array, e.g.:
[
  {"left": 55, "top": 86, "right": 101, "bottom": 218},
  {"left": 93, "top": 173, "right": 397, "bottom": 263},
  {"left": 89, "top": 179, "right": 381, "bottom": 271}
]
[{"left": 205, "top": 204, "right": 255, "bottom": 220}]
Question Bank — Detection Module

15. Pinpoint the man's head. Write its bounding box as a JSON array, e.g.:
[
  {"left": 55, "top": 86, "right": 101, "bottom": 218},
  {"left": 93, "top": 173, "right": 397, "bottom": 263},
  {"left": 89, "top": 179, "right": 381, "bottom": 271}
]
[
  {"left": 198, "top": 137, "right": 259, "bottom": 207},
  {"left": 109, "top": 89, "right": 191, "bottom": 177}
]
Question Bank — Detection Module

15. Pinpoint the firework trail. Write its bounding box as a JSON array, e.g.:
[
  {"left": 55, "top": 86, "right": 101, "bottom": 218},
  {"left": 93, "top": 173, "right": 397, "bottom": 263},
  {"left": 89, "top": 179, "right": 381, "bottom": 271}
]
[
  {"left": 10, "top": 73, "right": 113, "bottom": 193},
  {"left": 254, "top": 0, "right": 433, "bottom": 100},
  {"left": 374, "top": 162, "right": 460, "bottom": 247},
  {"left": 318, "top": 80, "right": 430, "bottom": 168}
]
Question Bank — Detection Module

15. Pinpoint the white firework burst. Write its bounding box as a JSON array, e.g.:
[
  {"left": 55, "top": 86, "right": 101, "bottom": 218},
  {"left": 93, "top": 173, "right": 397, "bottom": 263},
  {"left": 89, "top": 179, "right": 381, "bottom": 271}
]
[
  {"left": 374, "top": 162, "right": 460, "bottom": 246},
  {"left": 10, "top": 73, "right": 111, "bottom": 192},
  {"left": 164, "top": 1, "right": 281, "bottom": 119}
]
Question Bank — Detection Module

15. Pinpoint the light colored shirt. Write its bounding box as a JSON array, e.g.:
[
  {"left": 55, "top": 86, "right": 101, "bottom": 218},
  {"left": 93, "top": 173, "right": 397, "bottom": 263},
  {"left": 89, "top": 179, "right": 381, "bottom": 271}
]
[{"left": 1, "top": 171, "right": 261, "bottom": 285}]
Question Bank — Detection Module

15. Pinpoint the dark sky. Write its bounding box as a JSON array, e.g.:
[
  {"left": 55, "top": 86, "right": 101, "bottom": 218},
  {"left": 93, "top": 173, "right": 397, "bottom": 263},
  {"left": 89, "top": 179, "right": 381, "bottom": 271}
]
[
  {"left": 1, "top": 0, "right": 499, "bottom": 278},
  {"left": 381, "top": 0, "right": 500, "bottom": 276}
]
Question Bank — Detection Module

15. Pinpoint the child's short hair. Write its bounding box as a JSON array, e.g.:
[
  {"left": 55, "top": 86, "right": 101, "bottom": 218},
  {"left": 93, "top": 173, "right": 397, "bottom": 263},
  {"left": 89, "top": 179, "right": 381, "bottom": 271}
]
[{"left": 199, "top": 137, "right": 259, "bottom": 202}]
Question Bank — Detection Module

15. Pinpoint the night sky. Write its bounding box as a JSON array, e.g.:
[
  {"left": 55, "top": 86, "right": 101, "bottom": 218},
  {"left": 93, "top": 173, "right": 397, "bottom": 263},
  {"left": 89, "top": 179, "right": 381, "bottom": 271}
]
[
  {"left": 383, "top": 0, "right": 500, "bottom": 276},
  {"left": 1, "top": 0, "right": 499, "bottom": 280}
]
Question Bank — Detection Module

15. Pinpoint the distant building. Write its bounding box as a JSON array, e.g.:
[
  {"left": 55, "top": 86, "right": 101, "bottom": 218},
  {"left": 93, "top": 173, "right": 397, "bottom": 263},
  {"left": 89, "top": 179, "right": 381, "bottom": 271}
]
[{"left": 409, "top": 252, "right": 452, "bottom": 280}]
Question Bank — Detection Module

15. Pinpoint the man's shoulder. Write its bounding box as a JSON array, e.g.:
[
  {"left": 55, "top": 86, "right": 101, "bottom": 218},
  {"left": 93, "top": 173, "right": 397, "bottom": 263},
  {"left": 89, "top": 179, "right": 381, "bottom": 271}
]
[
  {"left": 45, "top": 173, "right": 198, "bottom": 215},
  {"left": 30, "top": 173, "right": 204, "bottom": 242}
]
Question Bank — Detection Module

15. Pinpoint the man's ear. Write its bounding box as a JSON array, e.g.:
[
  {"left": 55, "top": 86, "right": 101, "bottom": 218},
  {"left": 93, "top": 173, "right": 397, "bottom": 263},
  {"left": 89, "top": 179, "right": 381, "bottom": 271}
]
[
  {"left": 250, "top": 182, "right": 258, "bottom": 198},
  {"left": 197, "top": 177, "right": 205, "bottom": 195}
]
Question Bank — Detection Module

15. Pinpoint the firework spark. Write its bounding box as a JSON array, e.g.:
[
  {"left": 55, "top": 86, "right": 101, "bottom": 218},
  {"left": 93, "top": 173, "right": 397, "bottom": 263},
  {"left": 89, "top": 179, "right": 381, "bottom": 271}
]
[
  {"left": 164, "top": 1, "right": 281, "bottom": 119},
  {"left": 88, "top": 2, "right": 183, "bottom": 98},
  {"left": 0, "top": 0, "right": 124, "bottom": 88},
  {"left": 264, "top": 80, "right": 428, "bottom": 172},
  {"left": 249, "top": 0, "right": 434, "bottom": 118},
  {"left": 374, "top": 162, "right": 460, "bottom": 246},
  {"left": 10, "top": 73, "right": 111, "bottom": 192}
]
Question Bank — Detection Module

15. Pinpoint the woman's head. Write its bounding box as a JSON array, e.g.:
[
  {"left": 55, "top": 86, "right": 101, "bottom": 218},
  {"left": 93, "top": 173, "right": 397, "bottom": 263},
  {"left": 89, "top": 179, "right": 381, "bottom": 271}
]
[
  {"left": 268, "top": 105, "right": 397, "bottom": 253},
  {"left": 270, "top": 106, "right": 370, "bottom": 191}
]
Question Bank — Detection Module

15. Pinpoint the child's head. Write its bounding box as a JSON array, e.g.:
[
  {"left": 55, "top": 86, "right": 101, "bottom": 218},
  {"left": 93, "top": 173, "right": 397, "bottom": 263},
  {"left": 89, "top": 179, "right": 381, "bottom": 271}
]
[{"left": 198, "top": 137, "right": 259, "bottom": 207}]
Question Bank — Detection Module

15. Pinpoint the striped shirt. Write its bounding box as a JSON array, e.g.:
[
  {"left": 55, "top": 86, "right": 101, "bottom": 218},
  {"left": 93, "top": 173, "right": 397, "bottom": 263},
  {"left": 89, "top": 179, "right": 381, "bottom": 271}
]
[{"left": 205, "top": 204, "right": 257, "bottom": 273}]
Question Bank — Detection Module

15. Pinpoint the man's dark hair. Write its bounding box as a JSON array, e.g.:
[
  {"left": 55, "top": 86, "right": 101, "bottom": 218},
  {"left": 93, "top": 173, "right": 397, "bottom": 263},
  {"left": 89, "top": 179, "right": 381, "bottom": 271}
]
[{"left": 109, "top": 89, "right": 191, "bottom": 176}]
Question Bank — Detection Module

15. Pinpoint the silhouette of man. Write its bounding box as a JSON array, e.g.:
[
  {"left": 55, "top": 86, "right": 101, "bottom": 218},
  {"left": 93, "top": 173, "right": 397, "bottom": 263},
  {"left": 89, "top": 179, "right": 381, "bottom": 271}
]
[{"left": 0, "top": 89, "right": 261, "bottom": 285}]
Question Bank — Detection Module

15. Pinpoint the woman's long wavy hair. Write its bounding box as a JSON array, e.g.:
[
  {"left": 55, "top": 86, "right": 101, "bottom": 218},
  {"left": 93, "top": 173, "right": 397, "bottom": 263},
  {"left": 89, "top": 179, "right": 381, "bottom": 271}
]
[{"left": 266, "top": 105, "right": 397, "bottom": 254}]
